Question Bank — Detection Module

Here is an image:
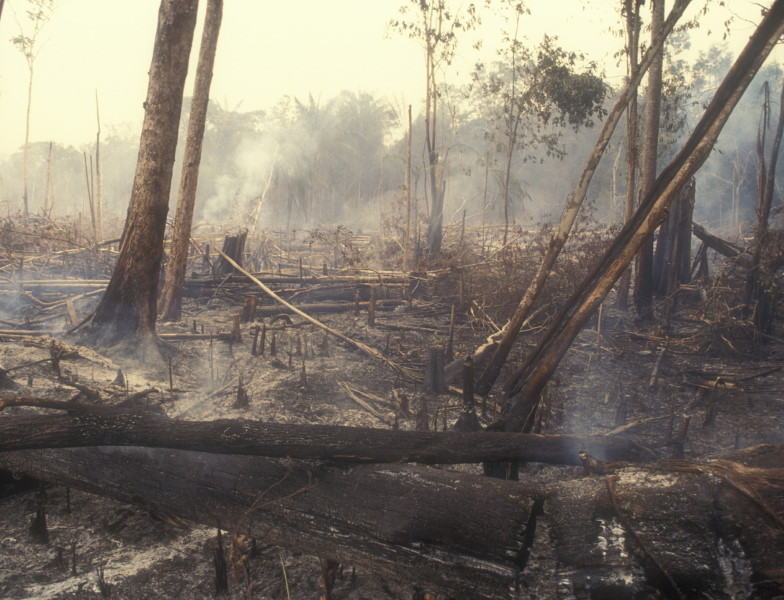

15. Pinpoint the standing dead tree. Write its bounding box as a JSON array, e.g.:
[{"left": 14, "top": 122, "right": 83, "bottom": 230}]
[
  {"left": 159, "top": 0, "right": 224, "bottom": 322},
  {"left": 616, "top": 0, "right": 643, "bottom": 309},
  {"left": 652, "top": 177, "right": 695, "bottom": 298},
  {"left": 89, "top": 0, "right": 198, "bottom": 346},
  {"left": 633, "top": 0, "right": 665, "bottom": 318},
  {"left": 501, "top": 2, "right": 784, "bottom": 435}
]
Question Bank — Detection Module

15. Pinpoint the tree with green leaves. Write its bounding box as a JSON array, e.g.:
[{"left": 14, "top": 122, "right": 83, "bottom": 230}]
[
  {"left": 471, "top": 2, "right": 607, "bottom": 243},
  {"left": 390, "top": 0, "right": 479, "bottom": 259},
  {"left": 11, "top": 0, "right": 54, "bottom": 217}
]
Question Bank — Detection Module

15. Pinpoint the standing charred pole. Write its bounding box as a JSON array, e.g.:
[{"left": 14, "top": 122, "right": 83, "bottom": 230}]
[
  {"left": 160, "top": 0, "right": 224, "bottom": 321},
  {"left": 90, "top": 0, "right": 198, "bottom": 346}
]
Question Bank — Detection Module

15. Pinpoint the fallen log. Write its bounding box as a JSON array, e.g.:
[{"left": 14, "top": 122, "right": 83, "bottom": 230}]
[
  {"left": 691, "top": 222, "right": 751, "bottom": 266},
  {"left": 1, "top": 444, "right": 781, "bottom": 599},
  {"left": 249, "top": 299, "right": 405, "bottom": 318},
  {"left": 0, "top": 401, "right": 648, "bottom": 464}
]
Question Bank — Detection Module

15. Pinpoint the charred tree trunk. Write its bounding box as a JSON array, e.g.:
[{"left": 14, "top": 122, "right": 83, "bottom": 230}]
[
  {"left": 0, "top": 444, "right": 781, "bottom": 599},
  {"left": 652, "top": 178, "right": 695, "bottom": 296},
  {"left": 616, "top": 0, "right": 643, "bottom": 310},
  {"left": 159, "top": 0, "right": 223, "bottom": 322},
  {"left": 214, "top": 230, "right": 248, "bottom": 276},
  {"left": 90, "top": 0, "right": 198, "bottom": 345}
]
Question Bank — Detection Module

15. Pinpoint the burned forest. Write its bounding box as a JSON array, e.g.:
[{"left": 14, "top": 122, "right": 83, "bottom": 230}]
[{"left": 1, "top": 1, "right": 784, "bottom": 599}]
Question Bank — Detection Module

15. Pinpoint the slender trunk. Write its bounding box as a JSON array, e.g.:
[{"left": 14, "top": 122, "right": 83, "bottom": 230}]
[
  {"left": 616, "top": 0, "right": 642, "bottom": 309},
  {"left": 745, "top": 78, "right": 784, "bottom": 335},
  {"left": 22, "top": 64, "right": 33, "bottom": 217},
  {"left": 44, "top": 141, "right": 53, "bottom": 216},
  {"left": 502, "top": 115, "right": 520, "bottom": 247},
  {"left": 95, "top": 91, "right": 103, "bottom": 241},
  {"left": 83, "top": 152, "right": 96, "bottom": 243},
  {"left": 159, "top": 0, "right": 223, "bottom": 322},
  {"left": 404, "top": 104, "right": 412, "bottom": 271},
  {"left": 633, "top": 0, "right": 664, "bottom": 317},
  {"left": 502, "top": 12, "right": 522, "bottom": 247}
]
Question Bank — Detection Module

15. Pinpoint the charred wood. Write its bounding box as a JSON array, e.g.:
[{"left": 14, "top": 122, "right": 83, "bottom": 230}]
[
  {"left": 0, "top": 402, "right": 648, "bottom": 465},
  {"left": 0, "top": 444, "right": 781, "bottom": 599}
]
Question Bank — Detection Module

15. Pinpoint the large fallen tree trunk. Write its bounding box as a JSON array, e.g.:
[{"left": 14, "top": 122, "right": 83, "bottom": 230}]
[
  {"left": 0, "top": 401, "right": 648, "bottom": 464},
  {"left": 1, "top": 444, "right": 782, "bottom": 599}
]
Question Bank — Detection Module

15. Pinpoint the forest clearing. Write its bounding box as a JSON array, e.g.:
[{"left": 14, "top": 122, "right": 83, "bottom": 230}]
[{"left": 1, "top": 1, "right": 784, "bottom": 599}]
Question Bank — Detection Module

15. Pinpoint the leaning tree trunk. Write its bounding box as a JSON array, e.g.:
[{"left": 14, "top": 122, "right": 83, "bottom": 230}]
[
  {"left": 159, "top": 0, "right": 223, "bottom": 322},
  {"left": 633, "top": 0, "right": 664, "bottom": 318},
  {"left": 90, "top": 0, "right": 197, "bottom": 345},
  {"left": 501, "top": 3, "right": 784, "bottom": 435},
  {"left": 1, "top": 443, "right": 782, "bottom": 599}
]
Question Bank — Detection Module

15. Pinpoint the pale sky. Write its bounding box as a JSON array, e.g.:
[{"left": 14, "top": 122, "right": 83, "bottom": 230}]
[{"left": 0, "top": 0, "right": 772, "bottom": 156}]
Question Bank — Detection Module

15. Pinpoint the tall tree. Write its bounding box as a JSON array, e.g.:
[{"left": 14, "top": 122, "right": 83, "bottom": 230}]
[
  {"left": 745, "top": 78, "right": 784, "bottom": 336},
  {"left": 390, "top": 0, "right": 479, "bottom": 259},
  {"left": 633, "top": 0, "right": 665, "bottom": 317},
  {"left": 159, "top": 0, "right": 224, "bottom": 322},
  {"left": 11, "top": 0, "right": 54, "bottom": 217},
  {"left": 615, "top": 0, "right": 643, "bottom": 309},
  {"left": 90, "top": 0, "right": 198, "bottom": 346}
]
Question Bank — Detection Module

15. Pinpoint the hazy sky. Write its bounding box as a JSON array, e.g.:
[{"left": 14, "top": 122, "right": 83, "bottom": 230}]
[{"left": 0, "top": 0, "right": 773, "bottom": 156}]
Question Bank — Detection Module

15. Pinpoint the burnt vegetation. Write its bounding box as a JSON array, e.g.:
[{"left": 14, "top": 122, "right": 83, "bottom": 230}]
[{"left": 1, "top": 1, "right": 784, "bottom": 599}]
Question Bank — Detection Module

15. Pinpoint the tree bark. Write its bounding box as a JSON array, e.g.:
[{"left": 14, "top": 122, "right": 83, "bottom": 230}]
[
  {"left": 0, "top": 402, "right": 648, "bottom": 465},
  {"left": 633, "top": 0, "right": 664, "bottom": 317},
  {"left": 502, "top": 1, "right": 784, "bottom": 434},
  {"left": 214, "top": 230, "right": 248, "bottom": 276},
  {"left": 159, "top": 0, "right": 224, "bottom": 322},
  {"left": 90, "top": 0, "right": 198, "bottom": 345},
  {"left": 745, "top": 78, "right": 784, "bottom": 335},
  {"left": 0, "top": 444, "right": 781, "bottom": 599},
  {"left": 652, "top": 178, "right": 695, "bottom": 296}
]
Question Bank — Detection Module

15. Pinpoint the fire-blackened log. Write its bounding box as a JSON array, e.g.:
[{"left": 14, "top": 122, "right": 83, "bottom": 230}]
[
  {"left": 0, "top": 445, "right": 781, "bottom": 599},
  {"left": 0, "top": 402, "right": 647, "bottom": 465}
]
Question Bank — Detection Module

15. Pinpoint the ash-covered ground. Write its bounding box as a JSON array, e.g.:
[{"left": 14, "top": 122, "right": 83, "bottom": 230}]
[{"left": 1, "top": 228, "right": 783, "bottom": 599}]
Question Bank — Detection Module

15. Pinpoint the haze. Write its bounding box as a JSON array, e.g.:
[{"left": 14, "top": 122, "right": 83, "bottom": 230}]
[{"left": 0, "top": 0, "right": 768, "bottom": 157}]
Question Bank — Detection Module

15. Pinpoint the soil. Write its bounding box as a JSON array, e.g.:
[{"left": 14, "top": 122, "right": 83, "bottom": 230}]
[{"left": 0, "top": 229, "right": 783, "bottom": 599}]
